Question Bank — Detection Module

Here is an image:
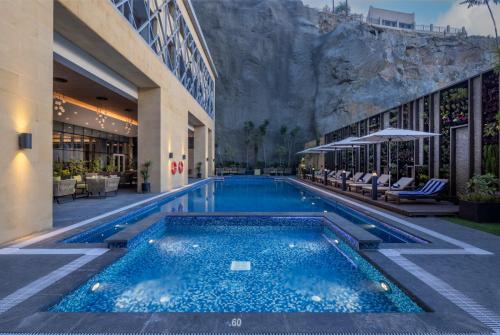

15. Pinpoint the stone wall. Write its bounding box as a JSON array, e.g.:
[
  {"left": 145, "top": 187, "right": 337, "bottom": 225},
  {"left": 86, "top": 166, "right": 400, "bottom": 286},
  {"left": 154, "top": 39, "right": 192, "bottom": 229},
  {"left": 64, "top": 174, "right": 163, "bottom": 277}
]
[{"left": 193, "top": 0, "right": 495, "bottom": 165}]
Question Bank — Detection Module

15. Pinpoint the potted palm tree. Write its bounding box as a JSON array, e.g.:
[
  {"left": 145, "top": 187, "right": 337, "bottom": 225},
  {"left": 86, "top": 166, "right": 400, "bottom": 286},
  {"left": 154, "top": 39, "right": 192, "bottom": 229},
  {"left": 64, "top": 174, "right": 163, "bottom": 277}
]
[
  {"left": 459, "top": 174, "right": 500, "bottom": 223},
  {"left": 140, "top": 161, "right": 152, "bottom": 193},
  {"left": 196, "top": 162, "right": 202, "bottom": 178}
]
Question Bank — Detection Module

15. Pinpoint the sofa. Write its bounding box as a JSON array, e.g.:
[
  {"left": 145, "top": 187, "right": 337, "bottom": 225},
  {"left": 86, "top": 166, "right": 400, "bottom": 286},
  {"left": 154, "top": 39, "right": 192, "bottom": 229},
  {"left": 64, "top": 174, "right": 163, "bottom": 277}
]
[
  {"left": 53, "top": 179, "right": 76, "bottom": 203},
  {"left": 86, "top": 176, "right": 120, "bottom": 198}
]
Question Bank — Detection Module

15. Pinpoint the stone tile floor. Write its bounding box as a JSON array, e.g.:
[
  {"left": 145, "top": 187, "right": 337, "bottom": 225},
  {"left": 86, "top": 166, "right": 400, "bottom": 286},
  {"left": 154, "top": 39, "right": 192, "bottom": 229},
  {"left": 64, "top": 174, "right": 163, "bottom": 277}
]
[{"left": 1, "top": 178, "right": 499, "bottom": 334}]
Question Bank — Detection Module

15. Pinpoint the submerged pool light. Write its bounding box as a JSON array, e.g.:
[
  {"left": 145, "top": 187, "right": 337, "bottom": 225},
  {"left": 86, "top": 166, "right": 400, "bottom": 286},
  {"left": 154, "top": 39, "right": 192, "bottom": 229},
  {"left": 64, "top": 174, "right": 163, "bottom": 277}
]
[
  {"left": 160, "top": 295, "right": 171, "bottom": 303},
  {"left": 148, "top": 239, "right": 155, "bottom": 244},
  {"left": 379, "top": 281, "right": 391, "bottom": 293},
  {"left": 311, "top": 295, "right": 322, "bottom": 302},
  {"left": 91, "top": 282, "right": 100, "bottom": 292}
]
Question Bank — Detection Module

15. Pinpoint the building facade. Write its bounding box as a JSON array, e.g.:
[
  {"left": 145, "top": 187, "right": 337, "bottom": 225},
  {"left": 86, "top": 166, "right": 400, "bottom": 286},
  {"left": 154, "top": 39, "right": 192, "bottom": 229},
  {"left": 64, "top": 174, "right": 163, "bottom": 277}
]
[
  {"left": 367, "top": 6, "right": 415, "bottom": 30},
  {"left": 0, "top": 0, "right": 216, "bottom": 244},
  {"left": 309, "top": 70, "right": 499, "bottom": 198}
]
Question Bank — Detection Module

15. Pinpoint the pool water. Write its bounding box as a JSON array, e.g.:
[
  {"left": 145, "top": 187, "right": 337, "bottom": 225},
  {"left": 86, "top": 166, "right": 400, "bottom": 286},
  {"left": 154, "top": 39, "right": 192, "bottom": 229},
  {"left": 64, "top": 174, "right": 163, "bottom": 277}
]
[
  {"left": 52, "top": 217, "right": 422, "bottom": 313},
  {"left": 63, "top": 177, "right": 422, "bottom": 244}
]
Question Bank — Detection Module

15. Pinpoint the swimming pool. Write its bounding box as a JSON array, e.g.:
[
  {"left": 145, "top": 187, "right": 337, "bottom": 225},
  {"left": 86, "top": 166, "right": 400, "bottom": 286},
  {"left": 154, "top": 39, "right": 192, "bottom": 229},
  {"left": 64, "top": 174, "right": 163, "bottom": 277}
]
[
  {"left": 52, "top": 216, "right": 422, "bottom": 313},
  {"left": 63, "top": 177, "right": 424, "bottom": 244}
]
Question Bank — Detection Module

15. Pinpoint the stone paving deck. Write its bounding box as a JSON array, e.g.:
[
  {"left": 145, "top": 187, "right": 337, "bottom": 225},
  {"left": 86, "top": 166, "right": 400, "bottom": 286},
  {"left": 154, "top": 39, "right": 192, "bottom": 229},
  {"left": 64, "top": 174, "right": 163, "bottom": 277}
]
[
  {"left": 0, "top": 177, "right": 499, "bottom": 334},
  {"left": 302, "top": 178, "right": 459, "bottom": 216}
]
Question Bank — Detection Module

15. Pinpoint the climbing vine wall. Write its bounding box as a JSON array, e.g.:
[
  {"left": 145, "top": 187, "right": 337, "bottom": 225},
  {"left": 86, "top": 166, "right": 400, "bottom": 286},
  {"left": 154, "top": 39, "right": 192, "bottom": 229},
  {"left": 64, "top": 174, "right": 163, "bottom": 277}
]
[{"left": 481, "top": 70, "right": 499, "bottom": 177}]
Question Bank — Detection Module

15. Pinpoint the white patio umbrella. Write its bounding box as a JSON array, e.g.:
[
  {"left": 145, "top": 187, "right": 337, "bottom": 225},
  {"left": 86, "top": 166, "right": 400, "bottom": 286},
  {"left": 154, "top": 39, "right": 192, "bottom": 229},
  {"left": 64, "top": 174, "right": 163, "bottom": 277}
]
[
  {"left": 329, "top": 137, "right": 375, "bottom": 175},
  {"left": 353, "top": 128, "right": 440, "bottom": 190},
  {"left": 296, "top": 144, "right": 347, "bottom": 172}
]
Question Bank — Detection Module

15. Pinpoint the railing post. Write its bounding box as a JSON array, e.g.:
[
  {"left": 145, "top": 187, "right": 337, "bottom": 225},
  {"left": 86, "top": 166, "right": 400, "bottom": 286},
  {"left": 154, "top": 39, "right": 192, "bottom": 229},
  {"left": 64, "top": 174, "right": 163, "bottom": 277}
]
[{"left": 324, "top": 170, "right": 328, "bottom": 185}]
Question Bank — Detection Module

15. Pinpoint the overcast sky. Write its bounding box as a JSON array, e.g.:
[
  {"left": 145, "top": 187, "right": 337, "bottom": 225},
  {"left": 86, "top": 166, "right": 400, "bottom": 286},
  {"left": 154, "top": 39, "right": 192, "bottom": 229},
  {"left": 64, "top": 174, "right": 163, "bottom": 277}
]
[{"left": 302, "top": 0, "right": 500, "bottom": 36}]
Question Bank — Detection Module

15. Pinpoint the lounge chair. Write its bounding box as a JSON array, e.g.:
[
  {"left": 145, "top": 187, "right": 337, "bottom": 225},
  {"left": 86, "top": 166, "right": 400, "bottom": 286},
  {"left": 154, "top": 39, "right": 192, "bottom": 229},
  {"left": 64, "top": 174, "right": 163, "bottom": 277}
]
[
  {"left": 385, "top": 178, "right": 448, "bottom": 204},
  {"left": 53, "top": 179, "right": 76, "bottom": 204},
  {"left": 349, "top": 174, "right": 390, "bottom": 193},
  {"left": 327, "top": 170, "right": 342, "bottom": 185},
  {"left": 333, "top": 172, "right": 362, "bottom": 188},
  {"left": 347, "top": 173, "right": 373, "bottom": 191},
  {"left": 361, "top": 177, "right": 414, "bottom": 197},
  {"left": 329, "top": 171, "right": 351, "bottom": 186}
]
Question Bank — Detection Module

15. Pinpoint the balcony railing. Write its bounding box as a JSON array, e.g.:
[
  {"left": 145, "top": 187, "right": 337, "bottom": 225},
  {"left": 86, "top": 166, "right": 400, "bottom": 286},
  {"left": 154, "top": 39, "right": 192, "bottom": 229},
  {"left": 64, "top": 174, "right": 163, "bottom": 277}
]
[{"left": 111, "top": 0, "right": 215, "bottom": 118}]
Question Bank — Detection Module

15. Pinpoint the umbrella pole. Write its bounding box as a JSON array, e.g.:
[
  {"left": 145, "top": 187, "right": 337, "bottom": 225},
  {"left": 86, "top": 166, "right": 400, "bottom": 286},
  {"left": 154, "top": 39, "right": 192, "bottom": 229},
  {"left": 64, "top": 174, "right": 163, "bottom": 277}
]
[
  {"left": 351, "top": 145, "right": 354, "bottom": 177},
  {"left": 388, "top": 139, "right": 392, "bottom": 191}
]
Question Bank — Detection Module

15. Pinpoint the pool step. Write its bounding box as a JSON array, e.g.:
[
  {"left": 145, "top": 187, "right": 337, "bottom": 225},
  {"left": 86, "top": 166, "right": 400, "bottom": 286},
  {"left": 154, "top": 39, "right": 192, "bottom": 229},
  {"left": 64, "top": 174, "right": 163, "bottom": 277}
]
[{"left": 323, "top": 213, "right": 382, "bottom": 250}]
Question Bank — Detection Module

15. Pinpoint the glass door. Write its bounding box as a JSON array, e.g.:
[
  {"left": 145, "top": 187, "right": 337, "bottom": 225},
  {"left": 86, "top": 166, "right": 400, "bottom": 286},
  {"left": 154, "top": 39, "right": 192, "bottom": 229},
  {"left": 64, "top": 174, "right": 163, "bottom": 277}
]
[{"left": 113, "top": 154, "right": 126, "bottom": 173}]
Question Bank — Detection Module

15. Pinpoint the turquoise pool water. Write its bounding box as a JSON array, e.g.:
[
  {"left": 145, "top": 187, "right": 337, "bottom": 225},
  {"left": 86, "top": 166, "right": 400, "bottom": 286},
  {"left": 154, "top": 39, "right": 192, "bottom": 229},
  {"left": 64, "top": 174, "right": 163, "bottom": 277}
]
[
  {"left": 64, "top": 177, "right": 423, "bottom": 244},
  {"left": 52, "top": 217, "right": 422, "bottom": 313}
]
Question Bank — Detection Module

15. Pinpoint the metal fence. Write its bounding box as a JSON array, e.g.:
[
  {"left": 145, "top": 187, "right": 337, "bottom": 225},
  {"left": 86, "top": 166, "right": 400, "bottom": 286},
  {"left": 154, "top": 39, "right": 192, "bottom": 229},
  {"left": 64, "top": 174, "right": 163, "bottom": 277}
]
[{"left": 110, "top": 0, "right": 215, "bottom": 118}]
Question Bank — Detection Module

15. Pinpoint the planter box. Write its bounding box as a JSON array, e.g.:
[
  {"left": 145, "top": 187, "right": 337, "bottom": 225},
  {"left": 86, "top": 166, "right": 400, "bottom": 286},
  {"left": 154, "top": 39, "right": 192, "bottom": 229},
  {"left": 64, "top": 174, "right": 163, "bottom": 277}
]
[{"left": 459, "top": 200, "right": 500, "bottom": 223}]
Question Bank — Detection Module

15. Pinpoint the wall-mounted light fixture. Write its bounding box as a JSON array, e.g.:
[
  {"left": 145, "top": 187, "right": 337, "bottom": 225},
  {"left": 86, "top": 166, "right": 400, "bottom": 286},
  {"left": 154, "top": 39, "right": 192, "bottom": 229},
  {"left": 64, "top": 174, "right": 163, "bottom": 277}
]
[
  {"left": 18, "top": 133, "right": 32, "bottom": 149},
  {"left": 182, "top": 154, "right": 186, "bottom": 160},
  {"left": 169, "top": 152, "right": 174, "bottom": 159}
]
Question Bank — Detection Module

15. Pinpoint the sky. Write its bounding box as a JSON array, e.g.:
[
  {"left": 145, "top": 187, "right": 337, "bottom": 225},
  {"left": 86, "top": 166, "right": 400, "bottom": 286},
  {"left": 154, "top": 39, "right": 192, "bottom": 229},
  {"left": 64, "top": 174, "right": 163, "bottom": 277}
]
[{"left": 302, "top": 0, "right": 500, "bottom": 36}]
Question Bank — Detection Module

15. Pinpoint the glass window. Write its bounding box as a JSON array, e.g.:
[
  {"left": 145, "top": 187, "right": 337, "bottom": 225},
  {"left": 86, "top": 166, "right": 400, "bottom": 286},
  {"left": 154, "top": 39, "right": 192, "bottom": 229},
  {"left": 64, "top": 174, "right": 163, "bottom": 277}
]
[
  {"left": 53, "top": 121, "right": 63, "bottom": 132},
  {"left": 62, "top": 133, "right": 73, "bottom": 150},
  {"left": 74, "top": 126, "right": 84, "bottom": 135},
  {"left": 52, "top": 132, "right": 62, "bottom": 149},
  {"left": 73, "top": 135, "right": 83, "bottom": 151},
  {"left": 64, "top": 123, "right": 74, "bottom": 133}
]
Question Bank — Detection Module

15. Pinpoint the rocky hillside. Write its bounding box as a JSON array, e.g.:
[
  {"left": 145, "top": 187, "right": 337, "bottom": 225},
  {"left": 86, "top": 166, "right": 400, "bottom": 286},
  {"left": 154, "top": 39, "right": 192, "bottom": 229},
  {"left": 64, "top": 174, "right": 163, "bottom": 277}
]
[{"left": 192, "top": 0, "right": 495, "bottom": 165}]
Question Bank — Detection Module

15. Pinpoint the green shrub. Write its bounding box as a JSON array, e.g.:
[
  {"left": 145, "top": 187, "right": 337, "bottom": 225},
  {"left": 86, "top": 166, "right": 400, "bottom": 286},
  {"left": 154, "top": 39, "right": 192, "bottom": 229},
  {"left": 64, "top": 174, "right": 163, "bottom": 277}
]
[{"left": 459, "top": 174, "right": 499, "bottom": 202}]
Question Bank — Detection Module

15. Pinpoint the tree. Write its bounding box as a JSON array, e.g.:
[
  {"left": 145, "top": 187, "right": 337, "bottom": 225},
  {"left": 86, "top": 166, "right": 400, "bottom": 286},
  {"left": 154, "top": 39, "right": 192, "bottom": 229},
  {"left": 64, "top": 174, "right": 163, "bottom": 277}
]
[
  {"left": 243, "top": 121, "right": 255, "bottom": 168},
  {"left": 258, "top": 119, "right": 270, "bottom": 168},
  {"left": 275, "top": 145, "right": 288, "bottom": 167},
  {"left": 461, "top": 0, "right": 499, "bottom": 48},
  {"left": 334, "top": 0, "right": 350, "bottom": 15},
  {"left": 279, "top": 125, "right": 301, "bottom": 168}
]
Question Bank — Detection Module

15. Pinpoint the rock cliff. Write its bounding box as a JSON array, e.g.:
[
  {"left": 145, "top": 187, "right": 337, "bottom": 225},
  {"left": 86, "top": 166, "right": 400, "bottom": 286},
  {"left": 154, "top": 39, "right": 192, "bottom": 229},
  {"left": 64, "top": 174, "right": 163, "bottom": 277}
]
[{"left": 192, "top": 0, "right": 495, "bottom": 165}]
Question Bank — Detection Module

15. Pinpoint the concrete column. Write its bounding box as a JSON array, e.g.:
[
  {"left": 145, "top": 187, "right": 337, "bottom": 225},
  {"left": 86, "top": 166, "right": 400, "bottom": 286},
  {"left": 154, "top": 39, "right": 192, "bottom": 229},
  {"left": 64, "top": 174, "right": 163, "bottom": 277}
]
[
  {"left": 208, "top": 128, "right": 214, "bottom": 176},
  {"left": 418, "top": 98, "right": 425, "bottom": 165},
  {"left": 433, "top": 92, "right": 441, "bottom": 177},
  {"left": 194, "top": 125, "right": 209, "bottom": 178},
  {"left": 138, "top": 87, "right": 166, "bottom": 193},
  {"left": 0, "top": 0, "right": 53, "bottom": 244}
]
